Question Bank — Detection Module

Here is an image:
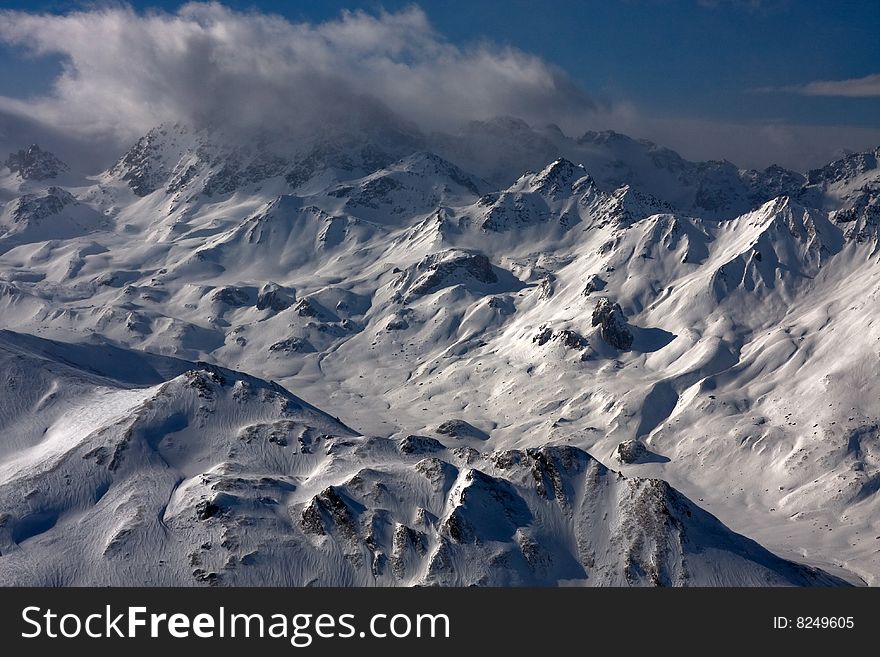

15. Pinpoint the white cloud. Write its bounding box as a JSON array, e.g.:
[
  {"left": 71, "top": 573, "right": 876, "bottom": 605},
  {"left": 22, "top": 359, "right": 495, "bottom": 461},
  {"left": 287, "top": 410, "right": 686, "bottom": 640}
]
[
  {"left": 618, "top": 115, "right": 880, "bottom": 170},
  {"left": 0, "top": 3, "right": 595, "bottom": 143},
  {"left": 798, "top": 74, "right": 880, "bottom": 98},
  {"left": 0, "top": 2, "right": 875, "bottom": 171},
  {"left": 755, "top": 73, "right": 880, "bottom": 98}
]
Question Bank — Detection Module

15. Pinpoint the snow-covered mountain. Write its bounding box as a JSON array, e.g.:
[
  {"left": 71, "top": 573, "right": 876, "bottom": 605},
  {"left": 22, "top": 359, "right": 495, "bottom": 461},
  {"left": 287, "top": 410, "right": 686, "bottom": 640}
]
[
  {"left": 4, "top": 144, "right": 69, "bottom": 181},
  {"left": 0, "top": 120, "right": 877, "bottom": 586},
  {"left": 0, "top": 330, "right": 844, "bottom": 585}
]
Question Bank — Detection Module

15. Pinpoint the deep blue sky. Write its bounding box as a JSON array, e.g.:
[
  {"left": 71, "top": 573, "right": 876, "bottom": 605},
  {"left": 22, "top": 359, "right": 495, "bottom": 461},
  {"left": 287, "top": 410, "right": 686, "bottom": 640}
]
[{"left": 0, "top": 0, "right": 877, "bottom": 129}]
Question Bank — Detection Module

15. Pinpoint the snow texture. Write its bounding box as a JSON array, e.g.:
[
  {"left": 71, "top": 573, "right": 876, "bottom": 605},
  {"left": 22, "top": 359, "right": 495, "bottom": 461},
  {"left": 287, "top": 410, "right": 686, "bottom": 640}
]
[{"left": 1, "top": 126, "right": 878, "bottom": 586}]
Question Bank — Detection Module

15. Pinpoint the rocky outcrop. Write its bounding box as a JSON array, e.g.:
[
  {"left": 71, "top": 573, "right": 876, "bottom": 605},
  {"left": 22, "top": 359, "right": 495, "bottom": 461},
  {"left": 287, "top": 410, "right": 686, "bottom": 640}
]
[
  {"left": 556, "top": 329, "right": 588, "bottom": 349},
  {"left": 533, "top": 325, "right": 588, "bottom": 350},
  {"left": 582, "top": 274, "right": 606, "bottom": 296},
  {"left": 293, "top": 298, "right": 319, "bottom": 317},
  {"left": 616, "top": 439, "right": 647, "bottom": 464},
  {"left": 385, "top": 316, "right": 409, "bottom": 331},
  {"left": 537, "top": 274, "right": 555, "bottom": 299},
  {"left": 436, "top": 419, "right": 489, "bottom": 440},
  {"left": 398, "top": 435, "right": 444, "bottom": 455},
  {"left": 403, "top": 249, "right": 497, "bottom": 301},
  {"left": 268, "top": 337, "right": 314, "bottom": 353},
  {"left": 111, "top": 126, "right": 177, "bottom": 196},
  {"left": 591, "top": 297, "right": 633, "bottom": 351},
  {"left": 9, "top": 187, "right": 75, "bottom": 224},
  {"left": 832, "top": 190, "right": 880, "bottom": 244},
  {"left": 5, "top": 144, "right": 68, "bottom": 180},
  {"left": 529, "top": 158, "right": 581, "bottom": 198},
  {"left": 256, "top": 282, "right": 294, "bottom": 312},
  {"left": 210, "top": 286, "right": 250, "bottom": 307},
  {"left": 807, "top": 147, "right": 879, "bottom": 186}
]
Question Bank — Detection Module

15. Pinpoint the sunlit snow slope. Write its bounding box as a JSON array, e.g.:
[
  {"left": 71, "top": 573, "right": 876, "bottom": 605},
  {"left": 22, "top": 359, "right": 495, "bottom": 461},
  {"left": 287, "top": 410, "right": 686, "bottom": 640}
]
[{"left": 1, "top": 120, "right": 877, "bottom": 585}]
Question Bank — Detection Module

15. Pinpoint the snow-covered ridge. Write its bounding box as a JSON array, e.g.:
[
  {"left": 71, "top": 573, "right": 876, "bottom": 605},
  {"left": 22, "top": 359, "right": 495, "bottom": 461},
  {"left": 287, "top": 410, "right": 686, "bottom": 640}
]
[
  {"left": 0, "top": 330, "right": 846, "bottom": 586},
  {"left": 0, "top": 123, "right": 878, "bottom": 586},
  {"left": 4, "top": 144, "right": 69, "bottom": 181}
]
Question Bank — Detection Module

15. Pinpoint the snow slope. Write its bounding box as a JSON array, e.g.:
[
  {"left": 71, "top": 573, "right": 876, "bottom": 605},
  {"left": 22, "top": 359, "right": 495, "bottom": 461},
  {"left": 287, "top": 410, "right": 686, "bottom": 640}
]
[
  {"left": 0, "top": 330, "right": 845, "bottom": 586},
  {"left": 0, "top": 122, "right": 878, "bottom": 585}
]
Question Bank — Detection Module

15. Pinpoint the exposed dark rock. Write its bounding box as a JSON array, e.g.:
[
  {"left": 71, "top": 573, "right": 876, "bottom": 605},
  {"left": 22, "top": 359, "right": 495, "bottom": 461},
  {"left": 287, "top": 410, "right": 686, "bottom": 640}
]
[
  {"left": 487, "top": 295, "right": 515, "bottom": 314},
  {"left": 256, "top": 282, "right": 294, "bottom": 311},
  {"left": 555, "top": 329, "right": 588, "bottom": 350},
  {"left": 533, "top": 326, "right": 553, "bottom": 346},
  {"left": 616, "top": 439, "right": 648, "bottom": 464},
  {"left": 210, "top": 286, "right": 250, "bottom": 307},
  {"left": 537, "top": 274, "right": 555, "bottom": 299},
  {"left": 591, "top": 297, "right": 634, "bottom": 351},
  {"left": 391, "top": 523, "right": 427, "bottom": 578},
  {"left": 398, "top": 435, "right": 444, "bottom": 455},
  {"left": 344, "top": 176, "right": 402, "bottom": 210},
  {"left": 385, "top": 317, "right": 409, "bottom": 331},
  {"left": 293, "top": 298, "right": 318, "bottom": 317},
  {"left": 9, "top": 187, "right": 75, "bottom": 225},
  {"left": 807, "top": 148, "right": 879, "bottom": 186},
  {"left": 192, "top": 569, "right": 219, "bottom": 584},
  {"left": 414, "top": 457, "right": 457, "bottom": 488},
  {"left": 300, "top": 499, "right": 325, "bottom": 535},
  {"left": 436, "top": 419, "right": 489, "bottom": 440},
  {"left": 831, "top": 190, "right": 880, "bottom": 243},
  {"left": 491, "top": 449, "right": 524, "bottom": 469},
  {"left": 5, "top": 145, "right": 68, "bottom": 180},
  {"left": 268, "top": 337, "right": 314, "bottom": 354},
  {"left": 317, "top": 486, "right": 357, "bottom": 538},
  {"left": 301, "top": 486, "right": 357, "bottom": 539},
  {"left": 112, "top": 125, "right": 296, "bottom": 198},
  {"left": 111, "top": 127, "right": 174, "bottom": 196},
  {"left": 479, "top": 191, "right": 552, "bottom": 231},
  {"left": 407, "top": 250, "right": 497, "bottom": 299},
  {"left": 526, "top": 445, "right": 592, "bottom": 503},
  {"left": 184, "top": 368, "right": 226, "bottom": 397},
  {"left": 441, "top": 468, "right": 531, "bottom": 543},
  {"left": 531, "top": 158, "right": 579, "bottom": 197},
  {"left": 442, "top": 513, "right": 468, "bottom": 543},
  {"left": 533, "top": 326, "right": 588, "bottom": 350},
  {"left": 452, "top": 446, "right": 481, "bottom": 465},
  {"left": 238, "top": 420, "right": 296, "bottom": 446},
  {"left": 582, "top": 274, "right": 606, "bottom": 296},
  {"left": 196, "top": 500, "right": 222, "bottom": 520},
  {"left": 201, "top": 150, "right": 288, "bottom": 197}
]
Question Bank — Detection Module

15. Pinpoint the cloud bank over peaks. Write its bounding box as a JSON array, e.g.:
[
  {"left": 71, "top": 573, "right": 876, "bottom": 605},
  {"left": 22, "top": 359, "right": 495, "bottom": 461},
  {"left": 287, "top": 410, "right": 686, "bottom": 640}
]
[
  {"left": 0, "top": 3, "right": 597, "bottom": 145},
  {"left": 0, "top": 2, "right": 876, "bottom": 172}
]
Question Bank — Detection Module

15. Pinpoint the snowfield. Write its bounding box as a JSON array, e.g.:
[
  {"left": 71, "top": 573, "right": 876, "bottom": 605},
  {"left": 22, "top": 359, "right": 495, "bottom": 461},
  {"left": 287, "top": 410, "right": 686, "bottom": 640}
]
[{"left": 0, "top": 121, "right": 877, "bottom": 586}]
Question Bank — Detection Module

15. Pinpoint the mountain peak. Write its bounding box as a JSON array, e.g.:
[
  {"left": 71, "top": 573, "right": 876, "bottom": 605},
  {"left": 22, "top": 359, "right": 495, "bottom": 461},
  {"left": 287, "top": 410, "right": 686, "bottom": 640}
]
[
  {"left": 577, "top": 130, "right": 637, "bottom": 147},
  {"left": 807, "top": 146, "right": 880, "bottom": 187},
  {"left": 4, "top": 144, "right": 69, "bottom": 180},
  {"left": 528, "top": 158, "right": 583, "bottom": 196}
]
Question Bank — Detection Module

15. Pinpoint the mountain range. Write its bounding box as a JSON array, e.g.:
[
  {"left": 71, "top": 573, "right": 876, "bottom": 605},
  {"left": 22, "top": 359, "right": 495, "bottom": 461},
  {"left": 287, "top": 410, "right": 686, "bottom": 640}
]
[{"left": 0, "top": 117, "right": 877, "bottom": 586}]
